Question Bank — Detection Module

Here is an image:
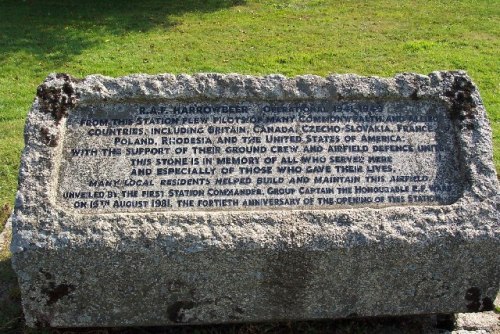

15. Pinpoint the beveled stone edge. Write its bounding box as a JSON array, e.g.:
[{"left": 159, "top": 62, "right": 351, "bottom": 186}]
[{"left": 10, "top": 71, "right": 500, "bottom": 253}]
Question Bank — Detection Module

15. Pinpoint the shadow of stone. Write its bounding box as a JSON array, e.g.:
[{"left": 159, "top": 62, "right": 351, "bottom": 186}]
[
  {"left": 0, "top": 227, "right": 23, "bottom": 334},
  {"left": 0, "top": 0, "right": 245, "bottom": 65},
  {"left": 23, "top": 314, "right": 452, "bottom": 334}
]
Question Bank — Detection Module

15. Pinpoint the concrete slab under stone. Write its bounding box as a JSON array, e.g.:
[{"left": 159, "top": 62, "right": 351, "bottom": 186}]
[
  {"left": 10, "top": 72, "right": 500, "bottom": 327},
  {"left": 455, "top": 312, "right": 500, "bottom": 333}
]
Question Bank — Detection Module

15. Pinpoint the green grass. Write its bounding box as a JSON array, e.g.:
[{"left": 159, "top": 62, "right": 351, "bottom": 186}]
[{"left": 0, "top": 0, "right": 499, "bottom": 208}]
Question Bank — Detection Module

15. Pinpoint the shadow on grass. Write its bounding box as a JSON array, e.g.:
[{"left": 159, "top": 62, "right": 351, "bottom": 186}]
[
  {"left": 0, "top": 257, "right": 23, "bottom": 334},
  {"left": 0, "top": 221, "right": 23, "bottom": 334},
  {"left": 0, "top": 0, "right": 245, "bottom": 66}
]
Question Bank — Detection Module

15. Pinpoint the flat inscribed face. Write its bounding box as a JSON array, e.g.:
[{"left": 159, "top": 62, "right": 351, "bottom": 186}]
[{"left": 56, "top": 100, "right": 463, "bottom": 213}]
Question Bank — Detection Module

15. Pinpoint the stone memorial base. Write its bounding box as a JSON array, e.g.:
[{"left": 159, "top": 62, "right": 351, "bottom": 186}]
[
  {"left": 10, "top": 71, "right": 499, "bottom": 327},
  {"left": 13, "top": 229, "right": 499, "bottom": 326}
]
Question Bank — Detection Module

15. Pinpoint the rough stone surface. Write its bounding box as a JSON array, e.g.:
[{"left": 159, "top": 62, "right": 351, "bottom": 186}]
[{"left": 10, "top": 72, "right": 500, "bottom": 327}]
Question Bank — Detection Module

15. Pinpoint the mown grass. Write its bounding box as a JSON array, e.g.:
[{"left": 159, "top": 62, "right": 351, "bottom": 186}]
[{"left": 0, "top": 0, "right": 499, "bottom": 209}]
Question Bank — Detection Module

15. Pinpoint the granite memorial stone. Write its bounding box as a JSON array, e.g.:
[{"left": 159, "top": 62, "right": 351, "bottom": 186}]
[{"left": 10, "top": 72, "right": 500, "bottom": 327}]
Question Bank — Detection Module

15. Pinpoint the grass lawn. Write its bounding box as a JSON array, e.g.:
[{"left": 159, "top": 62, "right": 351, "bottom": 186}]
[
  {"left": 0, "top": 0, "right": 499, "bottom": 209},
  {"left": 0, "top": 0, "right": 499, "bottom": 332}
]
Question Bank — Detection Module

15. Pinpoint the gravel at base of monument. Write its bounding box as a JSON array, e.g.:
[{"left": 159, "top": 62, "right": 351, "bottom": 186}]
[{"left": 10, "top": 71, "right": 500, "bottom": 327}]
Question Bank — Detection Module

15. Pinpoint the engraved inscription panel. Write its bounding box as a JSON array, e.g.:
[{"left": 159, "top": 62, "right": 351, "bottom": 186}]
[{"left": 57, "top": 101, "right": 463, "bottom": 213}]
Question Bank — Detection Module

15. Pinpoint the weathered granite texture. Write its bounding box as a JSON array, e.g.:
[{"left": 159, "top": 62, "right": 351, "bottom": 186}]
[{"left": 10, "top": 72, "right": 500, "bottom": 327}]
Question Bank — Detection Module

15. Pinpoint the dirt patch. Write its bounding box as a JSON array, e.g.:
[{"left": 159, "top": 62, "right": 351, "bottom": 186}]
[{"left": 0, "top": 204, "right": 11, "bottom": 233}]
